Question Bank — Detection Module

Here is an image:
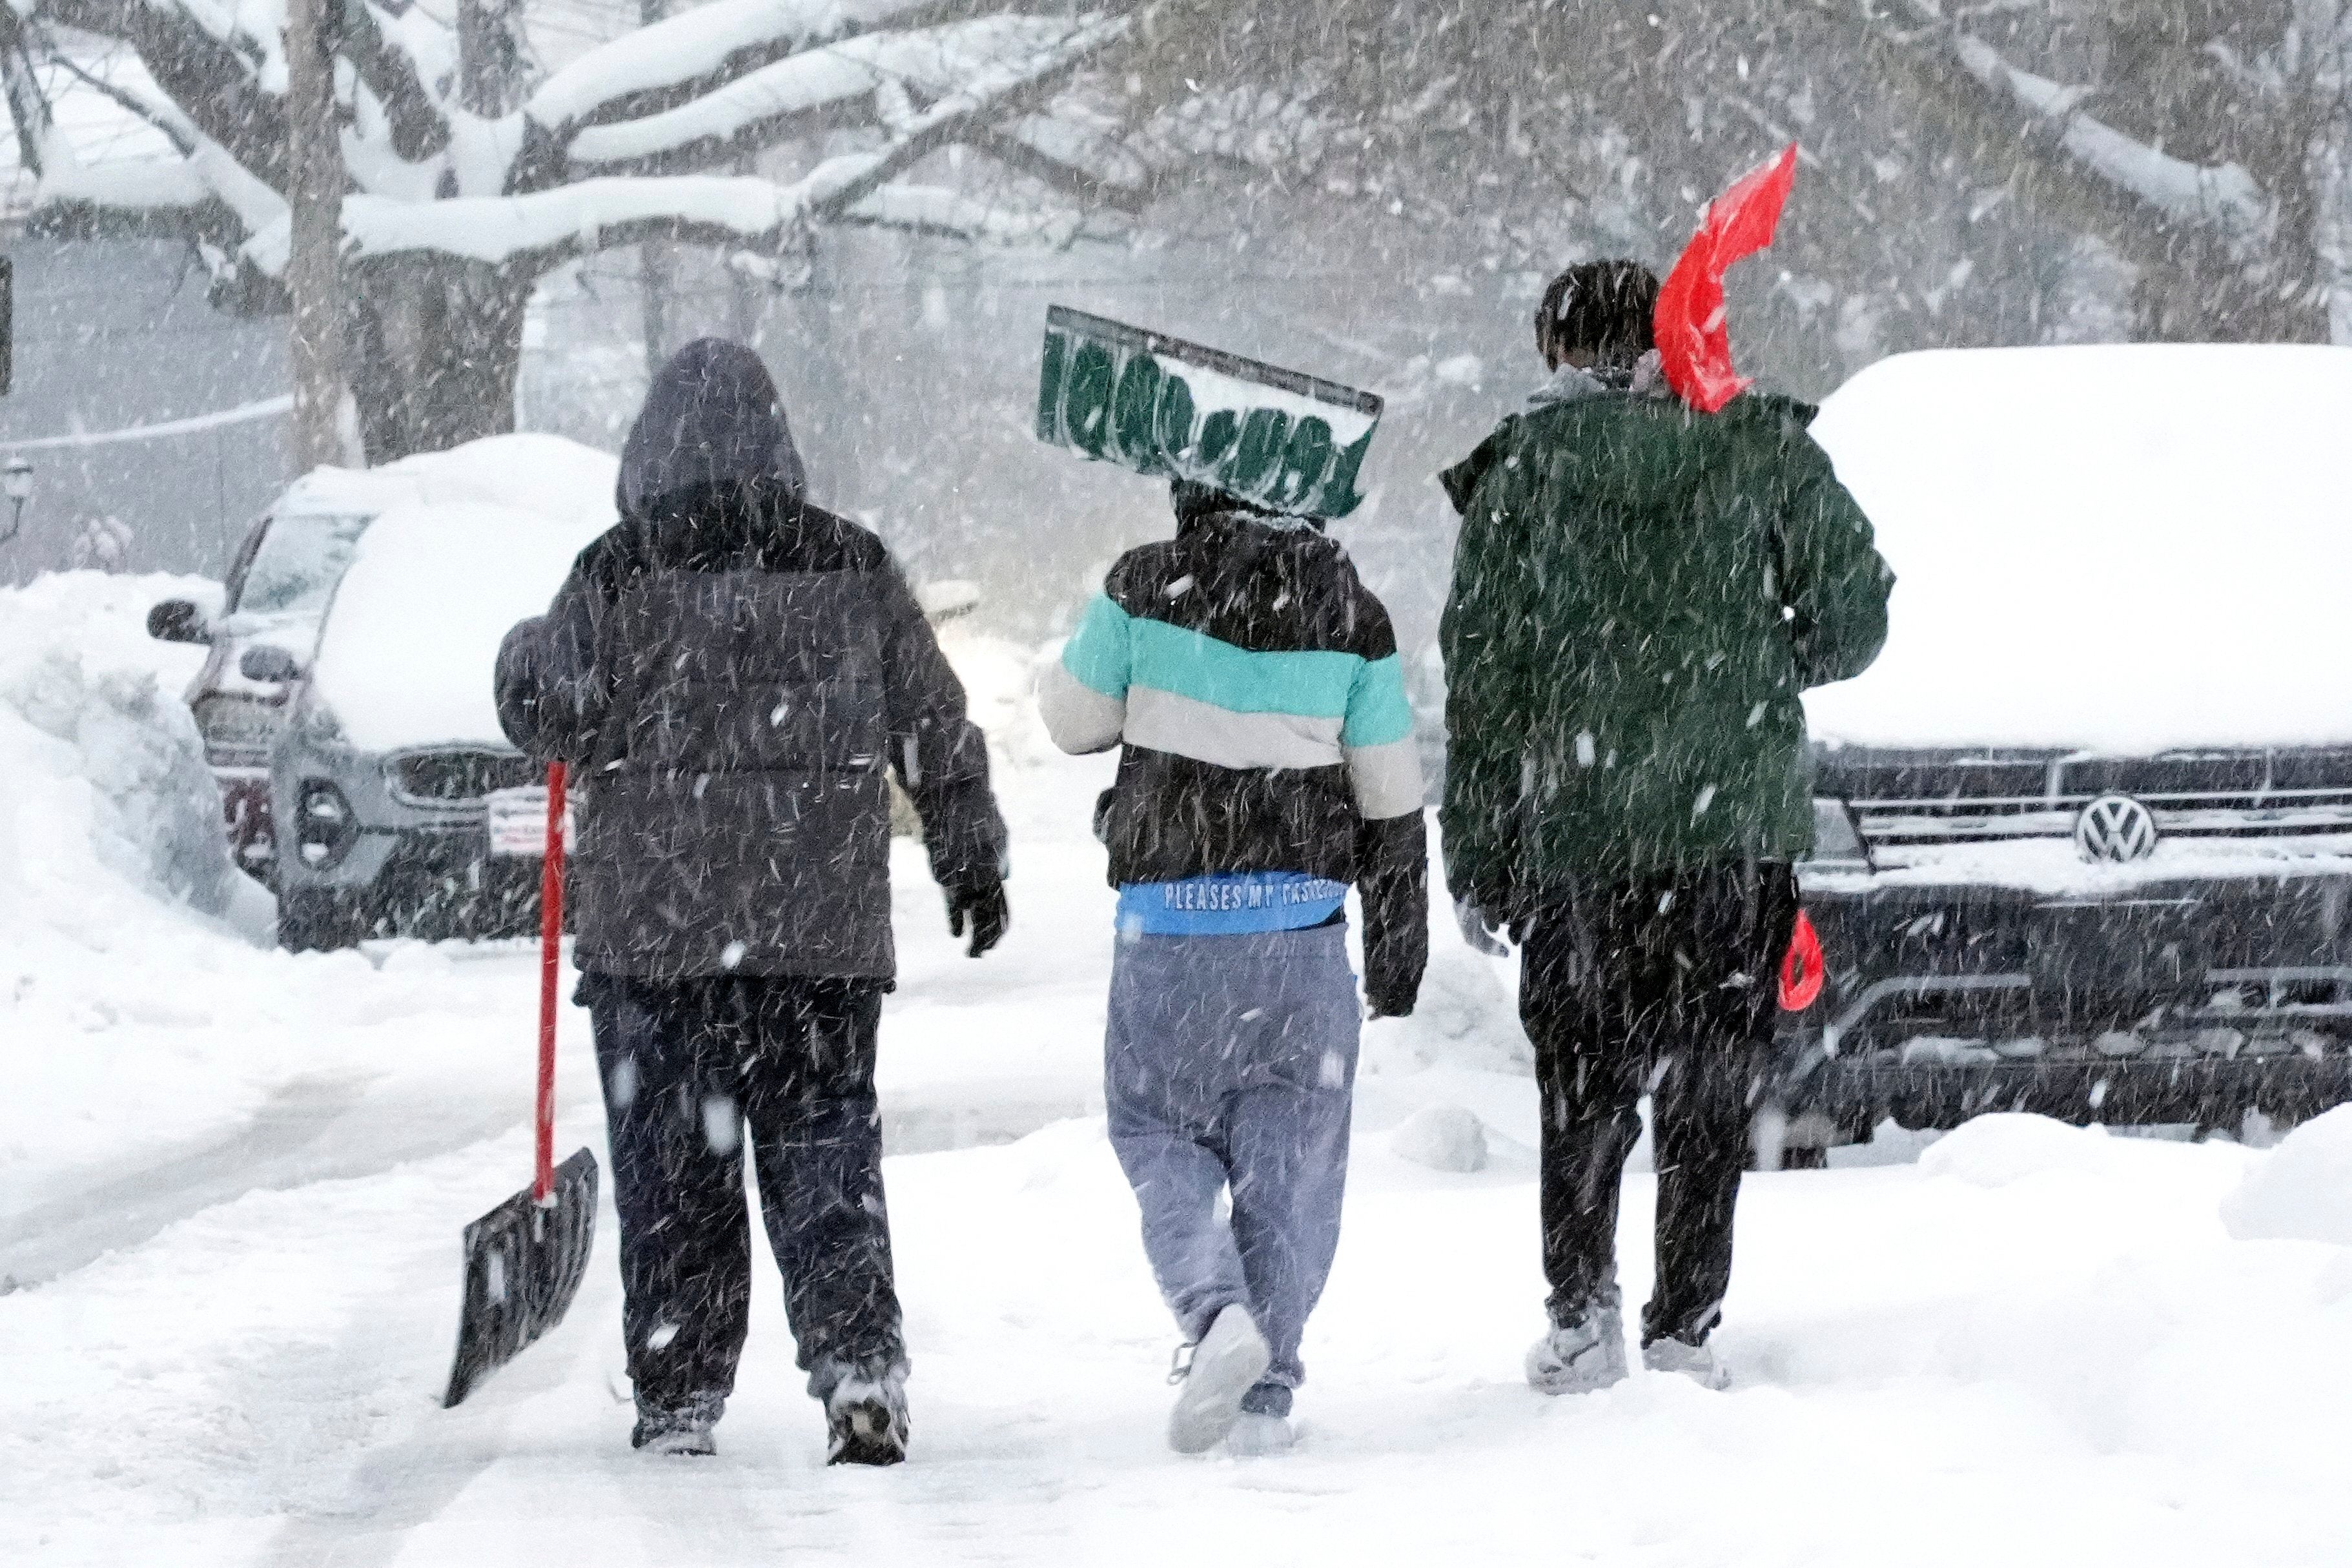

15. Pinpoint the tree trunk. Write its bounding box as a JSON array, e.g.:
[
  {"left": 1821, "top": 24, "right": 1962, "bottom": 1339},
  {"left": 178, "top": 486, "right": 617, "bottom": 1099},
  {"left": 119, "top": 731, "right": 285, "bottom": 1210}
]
[
  {"left": 2304, "top": 0, "right": 2352, "bottom": 343},
  {"left": 346, "top": 260, "right": 532, "bottom": 463},
  {"left": 285, "top": 0, "right": 355, "bottom": 469}
]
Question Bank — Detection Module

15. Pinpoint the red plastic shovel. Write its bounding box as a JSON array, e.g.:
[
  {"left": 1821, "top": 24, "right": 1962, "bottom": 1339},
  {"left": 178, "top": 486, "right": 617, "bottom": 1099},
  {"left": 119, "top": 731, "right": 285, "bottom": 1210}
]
[
  {"left": 1656, "top": 143, "right": 1801, "bottom": 413},
  {"left": 1779, "top": 908, "right": 1825, "bottom": 1012},
  {"left": 444, "top": 761, "right": 598, "bottom": 1407}
]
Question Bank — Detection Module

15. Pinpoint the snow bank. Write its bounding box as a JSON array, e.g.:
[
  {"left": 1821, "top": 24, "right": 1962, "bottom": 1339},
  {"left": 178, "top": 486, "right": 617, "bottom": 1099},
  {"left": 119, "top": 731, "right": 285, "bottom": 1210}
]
[
  {"left": 939, "top": 626, "right": 1052, "bottom": 764},
  {"left": 0, "top": 572, "right": 237, "bottom": 919},
  {"left": 309, "top": 500, "right": 613, "bottom": 753},
  {"left": 1917, "top": 1113, "right": 2127, "bottom": 1186},
  {"left": 1807, "top": 345, "right": 2352, "bottom": 751},
  {"left": 2221, "top": 1105, "right": 2352, "bottom": 1247},
  {"left": 1389, "top": 1103, "right": 1490, "bottom": 1172}
]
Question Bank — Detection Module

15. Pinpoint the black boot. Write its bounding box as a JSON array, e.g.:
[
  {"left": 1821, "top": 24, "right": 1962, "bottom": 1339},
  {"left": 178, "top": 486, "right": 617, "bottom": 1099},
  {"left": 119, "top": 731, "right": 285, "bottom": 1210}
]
[{"left": 631, "top": 1390, "right": 724, "bottom": 1456}]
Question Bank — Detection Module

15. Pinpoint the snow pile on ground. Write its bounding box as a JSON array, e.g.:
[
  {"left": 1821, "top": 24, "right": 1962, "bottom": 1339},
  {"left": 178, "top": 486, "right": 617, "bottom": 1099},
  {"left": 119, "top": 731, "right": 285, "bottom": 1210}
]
[
  {"left": 1808, "top": 344, "right": 2352, "bottom": 751},
  {"left": 0, "top": 571, "right": 238, "bottom": 917},
  {"left": 1389, "top": 1102, "right": 1491, "bottom": 1172},
  {"left": 1917, "top": 1112, "right": 2136, "bottom": 1186},
  {"left": 937, "top": 623, "right": 1054, "bottom": 766},
  {"left": 2222, "top": 1104, "right": 2352, "bottom": 1247}
]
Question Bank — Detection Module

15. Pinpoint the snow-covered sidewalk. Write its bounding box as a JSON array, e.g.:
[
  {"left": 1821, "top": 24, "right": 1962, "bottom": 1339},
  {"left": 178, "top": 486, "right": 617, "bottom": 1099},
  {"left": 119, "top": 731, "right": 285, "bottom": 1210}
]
[{"left": 5, "top": 575, "right": 2351, "bottom": 1566}]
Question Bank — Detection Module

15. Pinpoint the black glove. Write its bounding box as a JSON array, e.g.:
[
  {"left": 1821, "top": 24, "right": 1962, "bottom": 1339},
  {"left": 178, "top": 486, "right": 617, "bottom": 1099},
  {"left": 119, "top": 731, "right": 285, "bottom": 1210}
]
[
  {"left": 1455, "top": 895, "right": 1509, "bottom": 957},
  {"left": 946, "top": 877, "right": 1009, "bottom": 959}
]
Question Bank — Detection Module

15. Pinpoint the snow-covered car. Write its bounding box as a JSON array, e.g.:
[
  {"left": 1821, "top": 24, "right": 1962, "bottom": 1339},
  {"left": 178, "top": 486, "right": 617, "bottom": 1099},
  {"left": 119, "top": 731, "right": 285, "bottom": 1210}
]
[
  {"left": 1774, "top": 345, "right": 2352, "bottom": 1159},
  {"left": 266, "top": 442, "right": 617, "bottom": 949},
  {"left": 147, "top": 434, "right": 618, "bottom": 885}
]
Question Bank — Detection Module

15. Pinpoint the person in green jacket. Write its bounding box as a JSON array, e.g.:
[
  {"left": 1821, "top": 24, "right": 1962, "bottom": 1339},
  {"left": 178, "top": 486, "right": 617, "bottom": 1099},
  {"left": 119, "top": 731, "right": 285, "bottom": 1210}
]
[{"left": 1439, "top": 260, "right": 1892, "bottom": 1394}]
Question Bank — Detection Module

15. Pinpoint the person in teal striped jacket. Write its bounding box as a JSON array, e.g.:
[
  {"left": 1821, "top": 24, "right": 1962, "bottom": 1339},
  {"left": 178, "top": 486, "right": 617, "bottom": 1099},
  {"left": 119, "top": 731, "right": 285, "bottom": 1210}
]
[{"left": 1041, "top": 478, "right": 1427, "bottom": 1457}]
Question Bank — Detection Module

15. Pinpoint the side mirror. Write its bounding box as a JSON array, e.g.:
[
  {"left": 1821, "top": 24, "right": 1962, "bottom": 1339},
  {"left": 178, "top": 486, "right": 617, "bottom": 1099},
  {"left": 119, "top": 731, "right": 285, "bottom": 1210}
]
[
  {"left": 240, "top": 645, "right": 305, "bottom": 684},
  {"left": 147, "top": 599, "right": 210, "bottom": 644}
]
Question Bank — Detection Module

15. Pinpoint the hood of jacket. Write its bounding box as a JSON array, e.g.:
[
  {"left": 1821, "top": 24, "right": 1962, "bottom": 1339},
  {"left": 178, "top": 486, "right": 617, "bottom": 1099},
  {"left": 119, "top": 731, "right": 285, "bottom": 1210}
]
[
  {"left": 1526, "top": 349, "right": 1675, "bottom": 410},
  {"left": 1522, "top": 349, "right": 1821, "bottom": 429},
  {"left": 618, "top": 338, "right": 807, "bottom": 518}
]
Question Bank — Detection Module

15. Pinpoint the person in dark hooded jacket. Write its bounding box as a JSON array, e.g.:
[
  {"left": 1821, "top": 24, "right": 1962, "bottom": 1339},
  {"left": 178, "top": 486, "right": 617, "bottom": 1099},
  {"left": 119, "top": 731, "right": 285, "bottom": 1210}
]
[
  {"left": 1039, "top": 478, "right": 1427, "bottom": 1456},
  {"left": 495, "top": 339, "right": 1008, "bottom": 1463}
]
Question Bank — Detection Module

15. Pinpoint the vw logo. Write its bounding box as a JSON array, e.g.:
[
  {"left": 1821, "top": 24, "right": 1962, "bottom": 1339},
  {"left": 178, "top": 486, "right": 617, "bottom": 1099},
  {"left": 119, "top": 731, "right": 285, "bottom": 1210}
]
[{"left": 2074, "top": 794, "right": 2160, "bottom": 863}]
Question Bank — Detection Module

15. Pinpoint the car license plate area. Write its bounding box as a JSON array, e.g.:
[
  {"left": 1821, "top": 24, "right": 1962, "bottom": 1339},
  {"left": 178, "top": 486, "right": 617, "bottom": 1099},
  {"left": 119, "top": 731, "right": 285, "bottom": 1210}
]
[
  {"left": 486, "top": 786, "right": 566, "bottom": 857},
  {"left": 2023, "top": 898, "right": 2206, "bottom": 993}
]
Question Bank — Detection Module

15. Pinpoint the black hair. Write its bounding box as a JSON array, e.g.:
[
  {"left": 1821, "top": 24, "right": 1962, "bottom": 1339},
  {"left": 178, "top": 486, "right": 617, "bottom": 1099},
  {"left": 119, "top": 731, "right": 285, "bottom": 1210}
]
[
  {"left": 1170, "top": 478, "right": 1280, "bottom": 524},
  {"left": 1535, "top": 261, "right": 1661, "bottom": 369}
]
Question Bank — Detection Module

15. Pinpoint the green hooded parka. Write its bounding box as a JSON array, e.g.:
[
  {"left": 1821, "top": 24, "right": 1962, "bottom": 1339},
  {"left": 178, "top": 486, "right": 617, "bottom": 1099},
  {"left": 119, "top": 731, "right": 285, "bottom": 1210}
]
[{"left": 1437, "top": 365, "right": 1893, "bottom": 908}]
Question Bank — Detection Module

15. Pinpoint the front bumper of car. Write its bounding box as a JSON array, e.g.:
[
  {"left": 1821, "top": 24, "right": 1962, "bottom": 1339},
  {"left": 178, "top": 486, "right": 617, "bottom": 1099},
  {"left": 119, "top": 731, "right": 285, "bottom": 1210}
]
[
  {"left": 271, "top": 727, "right": 546, "bottom": 941},
  {"left": 1777, "top": 840, "right": 2352, "bottom": 1134}
]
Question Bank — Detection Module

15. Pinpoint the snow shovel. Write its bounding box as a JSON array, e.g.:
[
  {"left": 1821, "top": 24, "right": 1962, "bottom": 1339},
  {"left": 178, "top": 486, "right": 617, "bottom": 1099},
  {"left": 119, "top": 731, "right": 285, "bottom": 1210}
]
[
  {"left": 444, "top": 760, "right": 598, "bottom": 1408},
  {"left": 1034, "top": 305, "right": 1384, "bottom": 520}
]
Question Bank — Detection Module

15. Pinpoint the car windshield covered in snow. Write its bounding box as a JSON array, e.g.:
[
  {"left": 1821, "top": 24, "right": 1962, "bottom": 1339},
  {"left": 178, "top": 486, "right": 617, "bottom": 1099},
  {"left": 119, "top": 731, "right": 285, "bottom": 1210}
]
[{"left": 229, "top": 512, "right": 374, "bottom": 619}]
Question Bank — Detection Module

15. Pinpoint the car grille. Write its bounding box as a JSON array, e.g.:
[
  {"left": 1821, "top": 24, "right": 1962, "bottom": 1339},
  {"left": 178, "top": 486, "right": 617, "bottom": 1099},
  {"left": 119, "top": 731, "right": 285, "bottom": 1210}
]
[
  {"left": 387, "top": 748, "right": 539, "bottom": 804},
  {"left": 194, "top": 694, "right": 283, "bottom": 769},
  {"left": 1821, "top": 748, "right": 2352, "bottom": 848}
]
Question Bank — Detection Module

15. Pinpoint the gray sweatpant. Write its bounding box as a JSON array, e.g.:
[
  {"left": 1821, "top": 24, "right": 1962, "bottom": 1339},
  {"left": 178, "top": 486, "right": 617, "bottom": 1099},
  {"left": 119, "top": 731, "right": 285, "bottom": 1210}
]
[{"left": 1104, "top": 923, "right": 1360, "bottom": 1418}]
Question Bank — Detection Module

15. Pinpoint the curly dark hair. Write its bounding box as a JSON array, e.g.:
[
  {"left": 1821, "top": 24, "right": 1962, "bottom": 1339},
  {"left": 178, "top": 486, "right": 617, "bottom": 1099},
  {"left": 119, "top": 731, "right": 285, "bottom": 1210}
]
[{"left": 1535, "top": 261, "right": 1661, "bottom": 369}]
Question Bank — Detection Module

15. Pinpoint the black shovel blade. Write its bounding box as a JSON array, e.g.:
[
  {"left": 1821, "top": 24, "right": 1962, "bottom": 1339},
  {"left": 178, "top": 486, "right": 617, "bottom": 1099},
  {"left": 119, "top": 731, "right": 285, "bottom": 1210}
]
[{"left": 444, "top": 1147, "right": 598, "bottom": 1408}]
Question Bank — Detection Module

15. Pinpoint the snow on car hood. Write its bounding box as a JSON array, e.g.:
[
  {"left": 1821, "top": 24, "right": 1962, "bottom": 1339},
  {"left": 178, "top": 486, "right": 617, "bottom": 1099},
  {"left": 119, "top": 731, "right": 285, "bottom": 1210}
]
[
  {"left": 1804, "top": 345, "right": 2352, "bottom": 753},
  {"left": 310, "top": 499, "right": 611, "bottom": 754}
]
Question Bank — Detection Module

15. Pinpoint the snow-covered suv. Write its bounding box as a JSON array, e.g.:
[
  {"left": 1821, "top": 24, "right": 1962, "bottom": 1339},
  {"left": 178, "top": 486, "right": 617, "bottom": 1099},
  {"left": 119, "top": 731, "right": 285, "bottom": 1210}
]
[
  {"left": 148, "top": 434, "right": 620, "bottom": 886},
  {"left": 1774, "top": 346, "right": 2352, "bottom": 1161},
  {"left": 265, "top": 438, "right": 615, "bottom": 949}
]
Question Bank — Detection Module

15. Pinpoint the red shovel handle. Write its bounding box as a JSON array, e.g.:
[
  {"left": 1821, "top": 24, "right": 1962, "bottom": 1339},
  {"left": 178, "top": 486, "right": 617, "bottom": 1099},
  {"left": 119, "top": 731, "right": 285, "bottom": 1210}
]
[
  {"left": 534, "top": 760, "right": 568, "bottom": 1204},
  {"left": 1779, "top": 907, "right": 1824, "bottom": 1012}
]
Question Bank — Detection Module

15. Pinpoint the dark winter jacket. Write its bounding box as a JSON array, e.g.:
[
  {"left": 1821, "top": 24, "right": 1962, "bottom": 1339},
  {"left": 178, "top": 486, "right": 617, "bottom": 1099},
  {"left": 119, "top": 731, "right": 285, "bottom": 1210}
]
[
  {"left": 1437, "top": 363, "right": 1892, "bottom": 907},
  {"left": 1039, "top": 501, "right": 1429, "bottom": 1016},
  {"left": 495, "top": 340, "right": 1004, "bottom": 981}
]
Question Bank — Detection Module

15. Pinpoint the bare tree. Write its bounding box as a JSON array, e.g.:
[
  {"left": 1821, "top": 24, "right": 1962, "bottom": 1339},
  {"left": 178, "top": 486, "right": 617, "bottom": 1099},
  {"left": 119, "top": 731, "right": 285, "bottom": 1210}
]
[{"left": 1, "top": 1, "right": 1136, "bottom": 461}]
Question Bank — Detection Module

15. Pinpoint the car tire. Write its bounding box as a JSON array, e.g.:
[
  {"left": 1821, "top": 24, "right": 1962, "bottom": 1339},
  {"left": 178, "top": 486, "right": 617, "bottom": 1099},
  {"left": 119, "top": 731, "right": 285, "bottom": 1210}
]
[{"left": 278, "top": 888, "right": 365, "bottom": 952}]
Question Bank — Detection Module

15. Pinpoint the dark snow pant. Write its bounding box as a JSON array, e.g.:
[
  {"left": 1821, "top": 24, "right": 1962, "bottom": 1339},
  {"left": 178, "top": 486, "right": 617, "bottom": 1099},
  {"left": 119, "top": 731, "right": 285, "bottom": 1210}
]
[
  {"left": 584, "top": 973, "right": 904, "bottom": 1415},
  {"left": 1105, "top": 924, "right": 1361, "bottom": 1419},
  {"left": 1517, "top": 864, "right": 1798, "bottom": 1348}
]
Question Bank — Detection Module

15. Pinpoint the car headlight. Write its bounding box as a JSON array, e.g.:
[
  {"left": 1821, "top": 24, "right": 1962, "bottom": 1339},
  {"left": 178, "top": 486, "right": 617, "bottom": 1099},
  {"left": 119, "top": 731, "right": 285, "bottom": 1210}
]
[
  {"left": 1807, "top": 797, "right": 1872, "bottom": 870},
  {"left": 294, "top": 779, "right": 359, "bottom": 870}
]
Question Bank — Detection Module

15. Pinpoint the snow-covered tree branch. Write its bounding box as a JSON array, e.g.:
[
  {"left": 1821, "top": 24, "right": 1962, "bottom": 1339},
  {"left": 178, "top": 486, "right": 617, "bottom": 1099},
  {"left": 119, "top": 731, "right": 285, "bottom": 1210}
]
[
  {"left": 6, "top": 0, "right": 1140, "bottom": 458},
  {"left": 1876, "top": 0, "right": 2272, "bottom": 247}
]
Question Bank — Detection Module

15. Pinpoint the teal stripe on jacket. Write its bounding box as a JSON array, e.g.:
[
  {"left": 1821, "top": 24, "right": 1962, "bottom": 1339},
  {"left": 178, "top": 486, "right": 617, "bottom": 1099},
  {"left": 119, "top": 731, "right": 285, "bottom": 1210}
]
[{"left": 1059, "top": 594, "right": 1415, "bottom": 749}]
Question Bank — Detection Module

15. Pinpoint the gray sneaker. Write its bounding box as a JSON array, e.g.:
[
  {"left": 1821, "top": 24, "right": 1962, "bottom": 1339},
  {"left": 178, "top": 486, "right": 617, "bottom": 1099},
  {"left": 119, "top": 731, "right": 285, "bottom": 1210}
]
[
  {"left": 1525, "top": 1296, "right": 1629, "bottom": 1396},
  {"left": 1168, "top": 1305, "right": 1272, "bottom": 1454},
  {"left": 1642, "top": 1335, "right": 1731, "bottom": 1390}
]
